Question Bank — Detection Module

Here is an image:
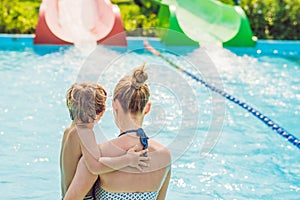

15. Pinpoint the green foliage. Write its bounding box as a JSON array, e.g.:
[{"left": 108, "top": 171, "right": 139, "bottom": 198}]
[
  {"left": 0, "top": 0, "right": 40, "bottom": 34},
  {"left": 239, "top": 0, "right": 300, "bottom": 39},
  {"left": 218, "top": 0, "right": 300, "bottom": 40},
  {"left": 218, "top": 0, "right": 235, "bottom": 5},
  {"left": 117, "top": 0, "right": 159, "bottom": 36}
]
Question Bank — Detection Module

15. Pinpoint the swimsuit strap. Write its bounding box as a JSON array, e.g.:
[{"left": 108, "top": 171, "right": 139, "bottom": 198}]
[{"left": 118, "top": 128, "right": 149, "bottom": 156}]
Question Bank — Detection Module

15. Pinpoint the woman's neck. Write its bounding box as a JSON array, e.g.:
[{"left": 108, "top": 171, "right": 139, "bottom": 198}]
[{"left": 118, "top": 114, "right": 144, "bottom": 133}]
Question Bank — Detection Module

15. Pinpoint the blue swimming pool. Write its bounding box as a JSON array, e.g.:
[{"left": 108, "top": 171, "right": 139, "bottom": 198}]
[{"left": 0, "top": 35, "right": 299, "bottom": 199}]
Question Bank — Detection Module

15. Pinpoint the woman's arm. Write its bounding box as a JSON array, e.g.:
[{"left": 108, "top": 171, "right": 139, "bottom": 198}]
[
  {"left": 64, "top": 157, "right": 97, "bottom": 200},
  {"left": 76, "top": 125, "right": 149, "bottom": 175},
  {"left": 157, "top": 169, "right": 171, "bottom": 200}
]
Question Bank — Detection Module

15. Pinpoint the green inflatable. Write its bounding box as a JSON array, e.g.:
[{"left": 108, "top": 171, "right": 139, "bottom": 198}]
[{"left": 155, "top": 0, "right": 256, "bottom": 47}]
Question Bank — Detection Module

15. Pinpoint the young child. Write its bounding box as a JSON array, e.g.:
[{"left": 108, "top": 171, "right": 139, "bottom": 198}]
[{"left": 60, "top": 82, "right": 148, "bottom": 200}]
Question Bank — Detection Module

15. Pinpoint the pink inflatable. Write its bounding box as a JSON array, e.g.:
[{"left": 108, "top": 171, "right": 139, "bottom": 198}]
[{"left": 34, "top": 0, "right": 127, "bottom": 46}]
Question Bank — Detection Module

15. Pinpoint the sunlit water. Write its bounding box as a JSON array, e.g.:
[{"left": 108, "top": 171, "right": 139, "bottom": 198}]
[{"left": 0, "top": 38, "right": 299, "bottom": 199}]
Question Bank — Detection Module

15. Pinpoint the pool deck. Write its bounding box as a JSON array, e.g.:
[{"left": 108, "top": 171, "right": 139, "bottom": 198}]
[{"left": 0, "top": 34, "right": 299, "bottom": 58}]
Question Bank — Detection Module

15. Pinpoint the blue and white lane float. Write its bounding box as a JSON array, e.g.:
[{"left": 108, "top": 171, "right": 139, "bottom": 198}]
[{"left": 144, "top": 41, "right": 300, "bottom": 150}]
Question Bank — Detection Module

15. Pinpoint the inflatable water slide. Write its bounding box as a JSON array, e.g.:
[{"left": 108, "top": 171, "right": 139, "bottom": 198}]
[
  {"left": 34, "top": 0, "right": 255, "bottom": 47},
  {"left": 34, "top": 0, "right": 127, "bottom": 46},
  {"left": 155, "top": 0, "right": 256, "bottom": 46}
]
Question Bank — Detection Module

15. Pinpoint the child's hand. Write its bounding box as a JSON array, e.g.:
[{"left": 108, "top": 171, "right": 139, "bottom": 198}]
[{"left": 126, "top": 145, "right": 150, "bottom": 172}]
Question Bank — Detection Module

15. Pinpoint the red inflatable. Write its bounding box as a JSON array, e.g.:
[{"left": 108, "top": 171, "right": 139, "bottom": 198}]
[{"left": 34, "top": 0, "right": 127, "bottom": 46}]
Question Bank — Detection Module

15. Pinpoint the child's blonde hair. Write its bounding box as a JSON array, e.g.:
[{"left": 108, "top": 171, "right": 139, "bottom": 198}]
[
  {"left": 113, "top": 65, "right": 150, "bottom": 114},
  {"left": 66, "top": 82, "right": 107, "bottom": 123}
]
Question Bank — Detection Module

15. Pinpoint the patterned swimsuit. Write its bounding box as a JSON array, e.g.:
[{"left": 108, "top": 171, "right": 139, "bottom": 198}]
[{"left": 95, "top": 187, "right": 158, "bottom": 200}]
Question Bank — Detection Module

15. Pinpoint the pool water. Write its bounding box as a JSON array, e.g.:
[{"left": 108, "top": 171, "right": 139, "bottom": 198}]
[{"left": 0, "top": 37, "right": 299, "bottom": 199}]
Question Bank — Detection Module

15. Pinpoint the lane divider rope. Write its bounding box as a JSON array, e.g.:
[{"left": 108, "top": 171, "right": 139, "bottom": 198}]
[{"left": 144, "top": 41, "right": 300, "bottom": 150}]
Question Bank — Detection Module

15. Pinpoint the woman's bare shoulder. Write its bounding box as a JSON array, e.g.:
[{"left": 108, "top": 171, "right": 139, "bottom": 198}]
[
  {"left": 148, "top": 140, "right": 171, "bottom": 160},
  {"left": 97, "top": 137, "right": 126, "bottom": 156},
  {"left": 149, "top": 139, "right": 169, "bottom": 151}
]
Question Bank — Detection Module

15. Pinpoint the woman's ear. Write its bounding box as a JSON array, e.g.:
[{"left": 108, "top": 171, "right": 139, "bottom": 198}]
[
  {"left": 112, "top": 100, "right": 117, "bottom": 111},
  {"left": 143, "top": 102, "right": 151, "bottom": 115},
  {"left": 112, "top": 100, "right": 119, "bottom": 117}
]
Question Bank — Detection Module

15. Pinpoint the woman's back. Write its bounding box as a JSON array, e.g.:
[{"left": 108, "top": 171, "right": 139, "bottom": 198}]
[{"left": 98, "top": 135, "right": 171, "bottom": 194}]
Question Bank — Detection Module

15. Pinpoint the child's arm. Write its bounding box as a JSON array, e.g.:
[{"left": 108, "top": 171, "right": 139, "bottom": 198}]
[
  {"left": 76, "top": 125, "right": 149, "bottom": 175},
  {"left": 98, "top": 145, "right": 149, "bottom": 172}
]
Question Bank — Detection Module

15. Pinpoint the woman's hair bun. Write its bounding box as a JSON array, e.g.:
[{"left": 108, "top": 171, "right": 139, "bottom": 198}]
[{"left": 131, "top": 63, "right": 148, "bottom": 89}]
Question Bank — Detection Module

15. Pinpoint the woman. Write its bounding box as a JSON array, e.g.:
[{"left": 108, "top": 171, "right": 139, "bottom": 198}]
[{"left": 65, "top": 65, "right": 171, "bottom": 199}]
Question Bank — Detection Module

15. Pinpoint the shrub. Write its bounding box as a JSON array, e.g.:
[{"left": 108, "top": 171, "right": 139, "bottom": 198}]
[
  {"left": 0, "top": 0, "right": 40, "bottom": 34},
  {"left": 117, "top": 0, "right": 159, "bottom": 36},
  {"left": 240, "top": 0, "right": 300, "bottom": 40}
]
